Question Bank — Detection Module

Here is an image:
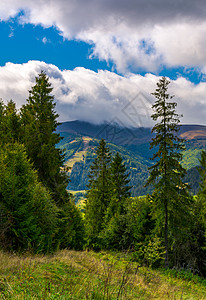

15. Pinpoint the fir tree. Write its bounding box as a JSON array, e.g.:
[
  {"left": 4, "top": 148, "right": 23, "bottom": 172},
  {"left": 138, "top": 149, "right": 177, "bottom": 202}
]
[
  {"left": 85, "top": 138, "right": 111, "bottom": 247},
  {"left": 198, "top": 150, "right": 206, "bottom": 198},
  {"left": 4, "top": 100, "right": 21, "bottom": 143},
  {"left": 100, "top": 152, "right": 131, "bottom": 249},
  {"left": 193, "top": 150, "right": 206, "bottom": 275},
  {"left": 0, "top": 99, "right": 5, "bottom": 144},
  {"left": 0, "top": 143, "right": 58, "bottom": 252},
  {"left": 107, "top": 152, "right": 131, "bottom": 218},
  {"left": 21, "top": 71, "right": 68, "bottom": 204},
  {"left": 146, "top": 77, "right": 191, "bottom": 268}
]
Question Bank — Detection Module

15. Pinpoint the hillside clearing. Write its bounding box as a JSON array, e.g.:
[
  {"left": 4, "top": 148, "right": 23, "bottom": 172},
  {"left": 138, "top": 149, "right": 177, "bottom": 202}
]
[
  {"left": 0, "top": 250, "right": 206, "bottom": 299},
  {"left": 66, "top": 137, "right": 92, "bottom": 171}
]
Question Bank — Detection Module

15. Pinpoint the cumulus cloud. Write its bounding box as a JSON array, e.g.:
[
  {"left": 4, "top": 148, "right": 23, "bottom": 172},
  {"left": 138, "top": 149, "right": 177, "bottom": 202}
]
[
  {"left": 1, "top": 1, "right": 206, "bottom": 72},
  {"left": 0, "top": 61, "right": 206, "bottom": 127}
]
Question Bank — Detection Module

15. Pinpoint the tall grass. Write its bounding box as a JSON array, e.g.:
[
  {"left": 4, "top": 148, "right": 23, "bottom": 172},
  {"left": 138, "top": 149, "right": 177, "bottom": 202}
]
[{"left": 0, "top": 250, "right": 206, "bottom": 299}]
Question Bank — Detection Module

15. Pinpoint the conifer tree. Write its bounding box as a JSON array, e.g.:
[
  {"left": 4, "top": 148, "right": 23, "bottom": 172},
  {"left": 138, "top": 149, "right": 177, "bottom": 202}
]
[
  {"left": 198, "top": 150, "right": 206, "bottom": 198},
  {"left": 0, "top": 99, "right": 5, "bottom": 144},
  {"left": 193, "top": 150, "right": 206, "bottom": 274},
  {"left": 107, "top": 152, "right": 131, "bottom": 217},
  {"left": 21, "top": 71, "right": 68, "bottom": 204},
  {"left": 20, "top": 72, "right": 84, "bottom": 250},
  {"left": 0, "top": 143, "right": 58, "bottom": 252},
  {"left": 100, "top": 152, "right": 131, "bottom": 249},
  {"left": 146, "top": 77, "right": 190, "bottom": 268},
  {"left": 85, "top": 138, "right": 111, "bottom": 247},
  {"left": 4, "top": 100, "right": 21, "bottom": 143}
]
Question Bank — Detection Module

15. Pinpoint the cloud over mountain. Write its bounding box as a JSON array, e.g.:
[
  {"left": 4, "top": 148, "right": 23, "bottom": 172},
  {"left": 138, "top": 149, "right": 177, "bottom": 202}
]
[
  {"left": 1, "top": 1, "right": 206, "bottom": 73},
  {"left": 0, "top": 61, "right": 206, "bottom": 127}
]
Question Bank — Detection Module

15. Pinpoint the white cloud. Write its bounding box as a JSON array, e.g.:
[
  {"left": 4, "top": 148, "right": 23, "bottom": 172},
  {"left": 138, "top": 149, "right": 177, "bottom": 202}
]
[
  {"left": 1, "top": 1, "right": 206, "bottom": 72},
  {"left": 0, "top": 61, "right": 206, "bottom": 126},
  {"left": 42, "top": 37, "right": 49, "bottom": 44}
]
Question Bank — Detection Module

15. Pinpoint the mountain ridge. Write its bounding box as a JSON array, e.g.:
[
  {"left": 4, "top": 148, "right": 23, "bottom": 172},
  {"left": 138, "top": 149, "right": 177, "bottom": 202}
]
[
  {"left": 57, "top": 121, "right": 206, "bottom": 196},
  {"left": 57, "top": 120, "right": 206, "bottom": 144}
]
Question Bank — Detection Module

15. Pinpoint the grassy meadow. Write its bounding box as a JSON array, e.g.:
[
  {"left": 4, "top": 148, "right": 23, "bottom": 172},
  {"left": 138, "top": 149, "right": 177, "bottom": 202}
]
[{"left": 0, "top": 250, "right": 206, "bottom": 299}]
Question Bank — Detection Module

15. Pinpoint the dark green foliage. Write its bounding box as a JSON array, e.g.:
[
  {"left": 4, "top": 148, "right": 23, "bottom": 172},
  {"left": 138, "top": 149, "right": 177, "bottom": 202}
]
[
  {"left": 21, "top": 71, "right": 68, "bottom": 205},
  {"left": 0, "top": 73, "right": 85, "bottom": 253},
  {"left": 99, "top": 196, "right": 155, "bottom": 254},
  {"left": 197, "top": 150, "right": 206, "bottom": 196},
  {"left": 192, "top": 151, "right": 206, "bottom": 275},
  {"left": 100, "top": 153, "right": 132, "bottom": 249},
  {"left": 146, "top": 77, "right": 191, "bottom": 268},
  {"left": 0, "top": 100, "right": 21, "bottom": 145},
  {"left": 69, "top": 160, "right": 91, "bottom": 190},
  {"left": 59, "top": 128, "right": 206, "bottom": 197},
  {"left": 85, "top": 139, "right": 112, "bottom": 247},
  {"left": 61, "top": 134, "right": 152, "bottom": 196},
  {"left": 57, "top": 197, "right": 85, "bottom": 250},
  {"left": 0, "top": 143, "right": 58, "bottom": 253},
  {"left": 0, "top": 99, "right": 4, "bottom": 137},
  {"left": 183, "top": 166, "right": 200, "bottom": 194},
  {"left": 108, "top": 152, "right": 131, "bottom": 216},
  {"left": 4, "top": 100, "right": 21, "bottom": 143}
]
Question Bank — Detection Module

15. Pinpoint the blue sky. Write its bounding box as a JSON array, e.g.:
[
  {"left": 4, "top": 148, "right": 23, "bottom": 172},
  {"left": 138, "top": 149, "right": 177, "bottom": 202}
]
[
  {"left": 0, "top": 16, "right": 203, "bottom": 83},
  {"left": 0, "top": 19, "right": 109, "bottom": 72},
  {"left": 0, "top": 0, "right": 206, "bottom": 126}
]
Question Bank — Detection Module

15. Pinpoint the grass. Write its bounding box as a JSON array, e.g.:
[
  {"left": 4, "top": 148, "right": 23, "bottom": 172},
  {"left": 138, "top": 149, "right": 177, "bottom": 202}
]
[
  {"left": 68, "top": 190, "right": 86, "bottom": 195},
  {"left": 0, "top": 250, "right": 206, "bottom": 299},
  {"left": 65, "top": 137, "right": 92, "bottom": 171}
]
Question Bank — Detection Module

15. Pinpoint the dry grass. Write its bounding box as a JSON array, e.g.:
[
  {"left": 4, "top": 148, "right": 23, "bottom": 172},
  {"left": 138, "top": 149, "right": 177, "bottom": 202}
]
[
  {"left": 0, "top": 250, "right": 206, "bottom": 299},
  {"left": 66, "top": 137, "right": 92, "bottom": 171}
]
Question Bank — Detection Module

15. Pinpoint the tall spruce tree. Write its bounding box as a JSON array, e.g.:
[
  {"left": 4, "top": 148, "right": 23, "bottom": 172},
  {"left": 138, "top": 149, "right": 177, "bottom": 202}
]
[
  {"left": 0, "top": 143, "right": 58, "bottom": 252},
  {"left": 198, "top": 150, "right": 206, "bottom": 198},
  {"left": 107, "top": 152, "right": 131, "bottom": 217},
  {"left": 0, "top": 99, "right": 5, "bottom": 145},
  {"left": 146, "top": 77, "right": 190, "bottom": 268},
  {"left": 194, "top": 150, "right": 206, "bottom": 274},
  {"left": 85, "top": 138, "right": 111, "bottom": 247},
  {"left": 20, "top": 72, "right": 84, "bottom": 250},
  {"left": 21, "top": 71, "right": 68, "bottom": 204},
  {"left": 4, "top": 100, "right": 21, "bottom": 143},
  {"left": 100, "top": 152, "right": 131, "bottom": 249}
]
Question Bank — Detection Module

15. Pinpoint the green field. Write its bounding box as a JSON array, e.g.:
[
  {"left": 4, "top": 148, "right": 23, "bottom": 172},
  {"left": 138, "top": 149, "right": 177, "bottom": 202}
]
[{"left": 0, "top": 250, "right": 206, "bottom": 299}]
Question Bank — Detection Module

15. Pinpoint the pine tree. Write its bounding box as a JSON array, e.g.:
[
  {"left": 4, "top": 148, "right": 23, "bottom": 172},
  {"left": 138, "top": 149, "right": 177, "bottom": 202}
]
[
  {"left": 99, "top": 152, "right": 131, "bottom": 249},
  {"left": 198, "top": 150, "right": 206, "bottom": 197},
  {"left": 85, "top": 138, "right": 111, "bottom": 247},
  {"left": 193, "top": 150, "right": 206, "bottom": 275},
  {"left": 20, "top": 72, "right": 84, "bottom": 250},
  {"left": 4, "top": 100, "right": 21, "bottom": 143},
  {"left": 0, "top": 99, "right": 5, "bottom": 145},
  {"left": 0, "top": 143, "right": 58, "bottom": 252},
  {"left": 21, "top": 71, "right": 68, "bottom": 204},
  {"left": 146, "top": 77, "right": 190, "bottom": 268},
  {"left": 107, "top": 152, "right": 131, "bottom": 217}
]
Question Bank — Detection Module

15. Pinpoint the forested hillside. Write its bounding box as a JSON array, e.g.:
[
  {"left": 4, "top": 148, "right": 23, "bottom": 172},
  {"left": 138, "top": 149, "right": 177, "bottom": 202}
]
[{"left": 57, "top": 122, "right": 206, "bottom": 196}]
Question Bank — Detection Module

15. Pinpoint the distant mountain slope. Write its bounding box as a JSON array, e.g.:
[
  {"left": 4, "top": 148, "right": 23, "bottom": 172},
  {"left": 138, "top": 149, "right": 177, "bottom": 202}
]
[
  {"left": 58, "top": 133, "right": 153, "bottom": 196},
  {"left": 57, "top": 121, "right": 206, "bottom": 145},
  {"left": 57, "top": 120, "right": 153, "bottom": 145},
  {"left": 179, "top": 124, "right": 206, "bottom": 140},
  {"left": 57, "top": 121, "right": 206, "bottom": 196}
]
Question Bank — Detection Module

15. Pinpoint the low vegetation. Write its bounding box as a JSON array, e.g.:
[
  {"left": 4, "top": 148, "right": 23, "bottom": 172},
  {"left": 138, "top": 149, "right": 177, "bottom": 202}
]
[{"left": 0, "top": 250, "right": 206, "bottom": 300}]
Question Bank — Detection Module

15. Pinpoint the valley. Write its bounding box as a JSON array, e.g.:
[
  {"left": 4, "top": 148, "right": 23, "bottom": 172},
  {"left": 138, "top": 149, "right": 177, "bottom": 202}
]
[{"left": 57, "top": 121, "right": 206, "bottom": 197}]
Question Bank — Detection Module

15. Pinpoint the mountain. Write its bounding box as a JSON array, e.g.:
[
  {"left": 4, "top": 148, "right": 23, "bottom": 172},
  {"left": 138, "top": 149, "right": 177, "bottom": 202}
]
[
  {"left": 57, "top": 120, "right": 153, "bottom": 145},
  {"left": 57, "top": 133, "right": 153, "bottom": 196},
  {"left": 57, "top": 121, "right": 206, "bottom": 145},
  {"left": 57, "top": 121, "right": 206, "bottom": 196}
]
